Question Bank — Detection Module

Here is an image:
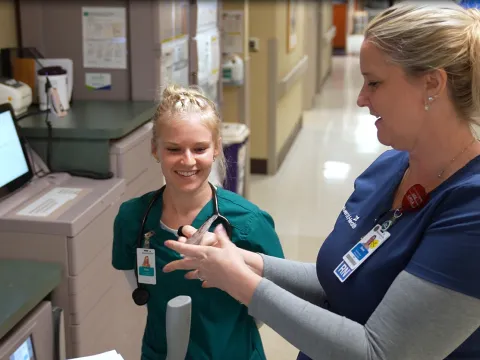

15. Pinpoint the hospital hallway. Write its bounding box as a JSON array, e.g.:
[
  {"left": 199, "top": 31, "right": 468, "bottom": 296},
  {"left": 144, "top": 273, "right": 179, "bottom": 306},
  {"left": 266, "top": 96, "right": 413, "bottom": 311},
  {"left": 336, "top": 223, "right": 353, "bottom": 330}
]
[{"left": 249, "top": 54, "right": 390, "bottom": 359}]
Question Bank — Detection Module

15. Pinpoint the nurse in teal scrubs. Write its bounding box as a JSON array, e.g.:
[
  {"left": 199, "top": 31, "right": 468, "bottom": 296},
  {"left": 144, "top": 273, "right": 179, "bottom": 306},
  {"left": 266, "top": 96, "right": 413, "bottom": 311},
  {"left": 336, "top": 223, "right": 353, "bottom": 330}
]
[{"left": 112, "top": 85, "right": 284, "bottom": 360}]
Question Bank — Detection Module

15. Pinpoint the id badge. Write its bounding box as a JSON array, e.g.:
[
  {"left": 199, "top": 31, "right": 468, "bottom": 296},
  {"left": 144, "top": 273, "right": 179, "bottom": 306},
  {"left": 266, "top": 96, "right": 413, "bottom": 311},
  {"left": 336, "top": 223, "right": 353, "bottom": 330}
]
[
  {"left": 334, "top": 224, "right": 390, "bottom": 283},
  {"left": 137, "top": 248, "right": 156, "bottom": 285}
]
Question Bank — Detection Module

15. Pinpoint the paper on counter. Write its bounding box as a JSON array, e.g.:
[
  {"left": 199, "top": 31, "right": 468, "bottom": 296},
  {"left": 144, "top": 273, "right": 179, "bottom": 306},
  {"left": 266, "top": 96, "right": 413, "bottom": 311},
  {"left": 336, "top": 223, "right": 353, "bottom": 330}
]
[
  {"left": 16, "top": 187, "right": 83, "bottom": 217},
  {"left": 68, "top": 350, "right": 124, "bottom": 360}
]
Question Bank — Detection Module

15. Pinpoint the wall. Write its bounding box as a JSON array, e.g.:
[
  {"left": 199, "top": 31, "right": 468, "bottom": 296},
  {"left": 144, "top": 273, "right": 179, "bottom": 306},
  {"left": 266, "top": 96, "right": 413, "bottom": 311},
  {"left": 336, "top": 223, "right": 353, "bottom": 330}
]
[
  {"left": 303, "top": 1, "right": 319, "bottom": 110},
  {"left": 275, "top": 1, "right": 305, "bottom": 155},
  {"left": 248, "top": 0, "right": 312, "bottom": 172},
  {"left": 248, "top": 1, "right": 276, "bottom": 160},
  {"left": 0, "top": 0, "right": 18, "bottom": 48},
  {"left": 318, "top": 1, "right": 334, "bottom": 89},
  {"left": 221, "top": 0, "right": 249, "bottom": 125}
]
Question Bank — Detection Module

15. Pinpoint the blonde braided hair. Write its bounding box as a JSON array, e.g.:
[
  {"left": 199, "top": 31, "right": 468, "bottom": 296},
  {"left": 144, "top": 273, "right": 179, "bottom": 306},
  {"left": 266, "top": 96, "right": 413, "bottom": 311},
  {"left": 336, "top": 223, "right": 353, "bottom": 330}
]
[{"left": 152, "top": 84, "right": 227, "bottom": 183}]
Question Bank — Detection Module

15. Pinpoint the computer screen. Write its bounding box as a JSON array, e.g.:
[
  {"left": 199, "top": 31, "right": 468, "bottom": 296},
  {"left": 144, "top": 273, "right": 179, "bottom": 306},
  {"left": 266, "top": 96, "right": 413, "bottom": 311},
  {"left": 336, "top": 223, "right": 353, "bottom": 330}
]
[
  {"left": 9, "top": 336, "right": 36, "bottom": 360},
  {"left": 0, "top": 104, "right": 32, "bottom": 194}
]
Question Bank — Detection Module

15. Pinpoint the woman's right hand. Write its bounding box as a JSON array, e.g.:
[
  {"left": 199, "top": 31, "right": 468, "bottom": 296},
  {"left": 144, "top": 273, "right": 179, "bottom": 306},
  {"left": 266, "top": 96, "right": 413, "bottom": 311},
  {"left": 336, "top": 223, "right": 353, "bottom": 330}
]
[
  {"left": 176, "top": 225, "right": 265, "bottom": 276},
  {"left": 177, "top": 225, "right": 218, "bottom": 246}
]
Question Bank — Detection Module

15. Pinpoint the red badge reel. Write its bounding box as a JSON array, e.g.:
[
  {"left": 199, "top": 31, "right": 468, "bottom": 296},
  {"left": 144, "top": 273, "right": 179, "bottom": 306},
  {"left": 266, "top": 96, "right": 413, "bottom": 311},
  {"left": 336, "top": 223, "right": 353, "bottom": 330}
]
[{"left": 401, "top": 184, "right": 429, "bottom": 212}]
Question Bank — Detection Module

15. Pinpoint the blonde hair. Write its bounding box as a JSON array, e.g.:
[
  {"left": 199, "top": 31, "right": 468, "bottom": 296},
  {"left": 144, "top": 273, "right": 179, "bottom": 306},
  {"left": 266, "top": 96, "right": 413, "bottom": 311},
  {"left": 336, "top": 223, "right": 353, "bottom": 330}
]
[
  {"left": 152, "top": 84, "right": 227, "bottom": 182},
  {"left": 364, "top": 2, "right": 480, "bottom": 125}
]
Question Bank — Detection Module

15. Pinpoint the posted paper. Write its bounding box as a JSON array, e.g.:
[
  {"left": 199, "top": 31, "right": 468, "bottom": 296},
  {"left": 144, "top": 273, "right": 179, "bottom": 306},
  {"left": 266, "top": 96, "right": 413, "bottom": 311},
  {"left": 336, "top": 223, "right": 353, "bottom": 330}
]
[{"left": 82, "top": 7, "right": 127, "bottom": 69}]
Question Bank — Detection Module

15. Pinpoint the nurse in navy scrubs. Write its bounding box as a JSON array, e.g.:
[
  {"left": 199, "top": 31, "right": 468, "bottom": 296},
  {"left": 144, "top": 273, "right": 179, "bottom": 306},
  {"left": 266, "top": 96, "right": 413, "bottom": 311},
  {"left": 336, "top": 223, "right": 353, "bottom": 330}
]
[{"left": 164, "top": 3, "right": 480, "bottom": 360}]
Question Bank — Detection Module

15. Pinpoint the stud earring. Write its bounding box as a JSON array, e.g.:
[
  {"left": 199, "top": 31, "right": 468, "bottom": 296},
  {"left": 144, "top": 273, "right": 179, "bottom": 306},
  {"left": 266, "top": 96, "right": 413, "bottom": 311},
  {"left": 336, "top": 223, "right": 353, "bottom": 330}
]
[{"left": 424, "top": 96, "right": 434, "bottom": 111}]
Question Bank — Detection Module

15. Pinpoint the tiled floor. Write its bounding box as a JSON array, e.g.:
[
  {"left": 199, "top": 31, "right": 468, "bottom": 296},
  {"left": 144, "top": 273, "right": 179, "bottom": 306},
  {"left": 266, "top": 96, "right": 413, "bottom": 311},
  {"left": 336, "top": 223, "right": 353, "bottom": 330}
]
[{"left": 250, "top": 55, "right": 390, "bottom": 360}]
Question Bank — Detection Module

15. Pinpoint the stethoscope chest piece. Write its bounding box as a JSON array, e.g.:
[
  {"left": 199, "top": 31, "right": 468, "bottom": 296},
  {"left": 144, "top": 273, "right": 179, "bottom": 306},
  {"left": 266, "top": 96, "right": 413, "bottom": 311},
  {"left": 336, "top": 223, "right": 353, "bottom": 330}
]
[{"left": 132, "top": 287, "right": 150, "bottom": 306}]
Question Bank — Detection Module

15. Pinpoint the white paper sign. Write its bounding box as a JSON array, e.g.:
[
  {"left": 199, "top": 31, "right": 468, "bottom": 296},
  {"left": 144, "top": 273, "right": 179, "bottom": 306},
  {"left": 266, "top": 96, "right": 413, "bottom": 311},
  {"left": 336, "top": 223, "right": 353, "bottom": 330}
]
[
  {"left": 222, "top": 10, "right": 244, "bottom": 53},
  {"left": 197, "top": 0, "right": 218, "bottom": 33},
  {"left": 210, "top": 31, "right": 220, "bottom": 84},
  {"left": 85, "top": 73, "right": 112, "bottom": 90},
  {"left": 172, "top": 36, "right": 189, "bottom": 87},
  {"left": 160, "top": 35, "right": 189, "bottom": 87},
  {"left": 196, "top": 31, "right": 212, "bottom": 85},
  {"left": 82, "top": 7, "right": 127, "bottom": 69},
  {"left": 17, "top": 188, "right": 83, "bottom": 217}
]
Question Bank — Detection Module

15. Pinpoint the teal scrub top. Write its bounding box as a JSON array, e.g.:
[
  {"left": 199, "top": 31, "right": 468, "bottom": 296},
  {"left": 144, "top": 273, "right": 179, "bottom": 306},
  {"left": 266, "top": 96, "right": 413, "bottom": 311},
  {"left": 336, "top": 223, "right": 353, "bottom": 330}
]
[{"left": 112, "top": 187, "right": 285, "bottom": 360}]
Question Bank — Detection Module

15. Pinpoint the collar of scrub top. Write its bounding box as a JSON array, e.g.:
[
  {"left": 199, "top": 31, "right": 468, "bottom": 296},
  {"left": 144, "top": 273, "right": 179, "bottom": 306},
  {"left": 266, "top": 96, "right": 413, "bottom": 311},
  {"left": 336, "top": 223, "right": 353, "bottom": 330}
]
[
  {"left": 178, "top": 182, "right": 233, "bottom": 242},
  {"left": 137, "top": 182, "right": 233, "bottom": 250}
]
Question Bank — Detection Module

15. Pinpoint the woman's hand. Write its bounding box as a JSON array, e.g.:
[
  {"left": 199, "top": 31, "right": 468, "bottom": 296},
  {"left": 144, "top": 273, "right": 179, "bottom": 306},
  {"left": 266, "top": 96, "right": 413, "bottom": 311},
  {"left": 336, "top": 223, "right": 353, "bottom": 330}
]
[
  {"left": 176, "top": 224, "right": 265, "bottom": 277},
  {"left": 177, "top": 225, "right": 218, "bottom": 246},
  {"left": 163, "top": 224, "right": 262, "bottom": 305}
]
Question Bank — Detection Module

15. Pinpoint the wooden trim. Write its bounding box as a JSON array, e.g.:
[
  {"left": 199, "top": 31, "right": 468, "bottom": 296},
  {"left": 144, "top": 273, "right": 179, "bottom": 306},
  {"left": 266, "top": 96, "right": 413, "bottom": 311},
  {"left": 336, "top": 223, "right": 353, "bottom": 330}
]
[
  {"left": 250, "top": 159, "right": 268, "bottom": 174},
  {"left": 277, "top": 55, "right": 308, "bottom": 101},
  {"left": 276, "top": 115, "right": 303, "bottom": 171}
]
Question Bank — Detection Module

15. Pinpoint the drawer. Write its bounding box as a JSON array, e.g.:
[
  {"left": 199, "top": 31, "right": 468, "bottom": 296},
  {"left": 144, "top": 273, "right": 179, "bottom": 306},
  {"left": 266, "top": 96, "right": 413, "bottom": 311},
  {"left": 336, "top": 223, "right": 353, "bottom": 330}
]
[
  {"left": 110, "top": 122, "right": 157, "bottom": 184},
  {"left": 68, "top": 245, "right": 114, "bottom": 325},
  {"left": 67, "top": 198, "right": 121, "bottom": 276}
]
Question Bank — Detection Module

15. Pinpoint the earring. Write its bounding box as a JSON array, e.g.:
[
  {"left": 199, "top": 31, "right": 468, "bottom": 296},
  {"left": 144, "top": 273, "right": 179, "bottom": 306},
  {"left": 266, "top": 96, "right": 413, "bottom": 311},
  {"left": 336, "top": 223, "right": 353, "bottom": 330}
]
[
  {"left": 213, "top": 156, "right": 216, "bottom": 162},
  {"left": 424, "top": 96, "right": 434, "bottom": 111}
]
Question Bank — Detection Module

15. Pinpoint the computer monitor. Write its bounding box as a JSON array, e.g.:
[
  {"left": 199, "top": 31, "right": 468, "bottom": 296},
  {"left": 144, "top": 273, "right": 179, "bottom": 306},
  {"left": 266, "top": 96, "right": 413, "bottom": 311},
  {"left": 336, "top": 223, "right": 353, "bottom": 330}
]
[
  {"left": 0, "top": 103, "right": 33, "bottom": 197},
  {"left": 8, "top": 336, "right": 35, "bottom": 360},
  {"left": 0, "top": 301, "right": 55, "bottom": 360}
]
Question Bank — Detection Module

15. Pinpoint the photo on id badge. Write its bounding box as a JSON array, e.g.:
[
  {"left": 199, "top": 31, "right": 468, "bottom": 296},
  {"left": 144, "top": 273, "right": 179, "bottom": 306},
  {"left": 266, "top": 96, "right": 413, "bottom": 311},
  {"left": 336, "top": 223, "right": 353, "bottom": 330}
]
[
  {"left": 363, "top": 225, "right": 383, "bottom": 249},
  {"left": 137, "top": 248, "right": 156, "bottom": 285}
]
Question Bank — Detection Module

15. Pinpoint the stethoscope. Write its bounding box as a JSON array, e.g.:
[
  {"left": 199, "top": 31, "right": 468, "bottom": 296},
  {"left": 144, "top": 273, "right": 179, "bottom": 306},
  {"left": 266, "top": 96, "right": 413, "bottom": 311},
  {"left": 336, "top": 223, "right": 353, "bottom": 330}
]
[{"left": 132, "top": 182, "right": 233, "bottom": 306}]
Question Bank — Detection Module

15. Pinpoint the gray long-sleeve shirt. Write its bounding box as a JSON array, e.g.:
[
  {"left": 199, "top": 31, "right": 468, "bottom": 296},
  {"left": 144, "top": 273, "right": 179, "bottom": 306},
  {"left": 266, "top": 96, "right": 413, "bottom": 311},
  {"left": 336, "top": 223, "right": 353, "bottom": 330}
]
[{"left": 248, "top": 255, "right": 480, "bottom": 360}]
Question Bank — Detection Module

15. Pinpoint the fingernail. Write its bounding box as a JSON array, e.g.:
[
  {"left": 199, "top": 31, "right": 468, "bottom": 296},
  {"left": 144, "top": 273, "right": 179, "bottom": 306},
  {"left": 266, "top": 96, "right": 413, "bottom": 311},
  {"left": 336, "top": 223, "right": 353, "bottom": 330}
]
[{"left": 215, "top": 224, "right": 226, "bottom": 235}]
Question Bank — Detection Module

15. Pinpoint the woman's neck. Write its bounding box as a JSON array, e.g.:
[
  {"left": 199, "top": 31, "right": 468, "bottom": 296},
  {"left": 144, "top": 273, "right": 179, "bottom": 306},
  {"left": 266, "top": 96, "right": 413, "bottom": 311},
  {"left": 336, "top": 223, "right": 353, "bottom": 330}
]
[
  {"left": 162, "top": 182, "right": 212, "bottom": 225},
  {"left": 407, "top": 121, "right": 478, "bottom": 185}
]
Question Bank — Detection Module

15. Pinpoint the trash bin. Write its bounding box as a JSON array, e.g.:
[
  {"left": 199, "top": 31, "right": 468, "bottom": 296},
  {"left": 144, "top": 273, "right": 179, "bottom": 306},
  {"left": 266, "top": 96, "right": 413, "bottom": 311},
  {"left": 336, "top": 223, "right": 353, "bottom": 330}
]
[{"left": 221, "top": 123, "right": 250, "bottom": 196}]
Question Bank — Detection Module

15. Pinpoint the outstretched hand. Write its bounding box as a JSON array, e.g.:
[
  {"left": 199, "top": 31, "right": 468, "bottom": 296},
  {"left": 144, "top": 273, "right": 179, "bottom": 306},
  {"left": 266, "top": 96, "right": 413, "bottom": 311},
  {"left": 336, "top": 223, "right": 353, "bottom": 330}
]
[
  {"left": 163, "top": 224, "right": 261, "bottom": 304},
  {"left": 177, "top": 225, "right": 218, "bottom": 246}
]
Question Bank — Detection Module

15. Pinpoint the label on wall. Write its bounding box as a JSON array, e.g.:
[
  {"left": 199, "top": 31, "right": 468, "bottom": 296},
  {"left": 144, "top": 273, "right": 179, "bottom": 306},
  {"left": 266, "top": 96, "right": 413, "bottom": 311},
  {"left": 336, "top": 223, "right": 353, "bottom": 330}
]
[{"left": 85, "top": 73, "right": 112, "bottom": 90}]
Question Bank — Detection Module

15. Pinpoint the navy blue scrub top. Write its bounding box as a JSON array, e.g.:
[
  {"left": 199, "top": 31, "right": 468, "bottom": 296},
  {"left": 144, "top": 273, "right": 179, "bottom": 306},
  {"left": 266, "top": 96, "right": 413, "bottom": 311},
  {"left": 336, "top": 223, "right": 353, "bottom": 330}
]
[{"left": 298, "top": 150, "right": 480, "bottom": 360}]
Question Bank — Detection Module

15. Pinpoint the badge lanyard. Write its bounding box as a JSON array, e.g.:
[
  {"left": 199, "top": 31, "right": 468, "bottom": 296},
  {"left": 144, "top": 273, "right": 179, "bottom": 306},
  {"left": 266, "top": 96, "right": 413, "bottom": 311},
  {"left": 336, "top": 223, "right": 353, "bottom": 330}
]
[{"left": 334, "top": 183, "right": 429, "bottom": 283}]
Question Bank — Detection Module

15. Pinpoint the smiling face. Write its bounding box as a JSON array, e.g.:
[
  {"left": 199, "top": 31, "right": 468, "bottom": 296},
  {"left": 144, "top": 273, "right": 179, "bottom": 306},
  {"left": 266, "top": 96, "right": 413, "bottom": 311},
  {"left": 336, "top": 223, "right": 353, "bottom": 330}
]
[
  {"left": 357, "top": 41, "right": 428, "bottom": 151},
  {"left": 153, "top": 112, "right": 219, "bottom": 193}
]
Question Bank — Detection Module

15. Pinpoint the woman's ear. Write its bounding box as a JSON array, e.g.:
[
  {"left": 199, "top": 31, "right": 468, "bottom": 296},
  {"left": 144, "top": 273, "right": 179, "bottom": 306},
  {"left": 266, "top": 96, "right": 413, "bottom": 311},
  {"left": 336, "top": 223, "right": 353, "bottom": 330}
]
[
  {"left": 214, "top": 137, "right": 222, "bottom": 158},
  {"left": 424, "top": 68, "right": 447, "bottom": 98},
  {"left": 151, "top": 139, "right": 160, "bottom": 163}
]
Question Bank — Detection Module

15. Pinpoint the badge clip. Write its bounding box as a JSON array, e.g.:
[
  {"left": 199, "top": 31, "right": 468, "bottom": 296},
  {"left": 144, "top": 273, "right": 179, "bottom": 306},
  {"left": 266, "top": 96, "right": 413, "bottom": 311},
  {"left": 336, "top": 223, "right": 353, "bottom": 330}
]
[{"left": 143, "top": 231, "right": 155, "bottom": 249}]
